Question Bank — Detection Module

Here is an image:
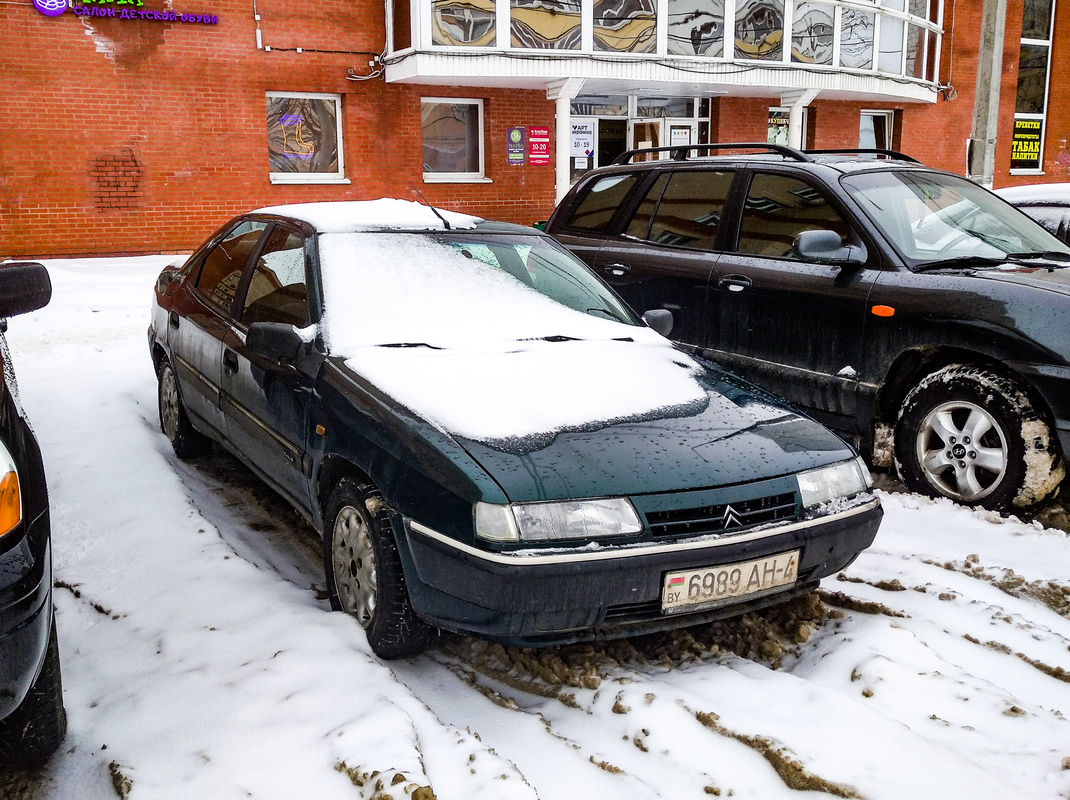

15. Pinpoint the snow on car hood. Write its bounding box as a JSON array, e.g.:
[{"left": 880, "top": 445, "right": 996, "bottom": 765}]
[
  {"left": 255, "top": 199, "right": 481, "bottom": 233},
  {"left": 317, "top": 232, "right": 709, "bottom": 443}
]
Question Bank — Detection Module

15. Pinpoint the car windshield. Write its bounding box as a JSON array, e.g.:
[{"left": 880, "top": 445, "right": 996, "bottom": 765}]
[
  {"left": 840, "top": 170, "right": 1070, "bottom": 267},
  {"left": 316, "top": 230, "right": 642, "bottom": 352},
  {"left": 435, "top": 232, "right": 638, "bottom": 325}
]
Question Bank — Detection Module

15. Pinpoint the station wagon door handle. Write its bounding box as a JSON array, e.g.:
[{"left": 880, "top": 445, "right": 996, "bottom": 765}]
[
  {"left": 222, "top": 349, "right": 239, "bottom": 373},
  {"left": 718, "top": 275, "right": 753, "bottom": 293},
  {"left": 168, "top": 310, "right": 180, "bottom": 329},
  {"left": 603, "top": 262, "right": 631, "bottom": 277}
]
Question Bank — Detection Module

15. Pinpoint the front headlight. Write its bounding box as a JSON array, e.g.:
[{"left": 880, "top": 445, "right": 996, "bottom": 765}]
[
  {"left": 475, "top": 498, "right": 642, "bottom": 543},
  {"left": 0, "top": 440, "right": 21, "bottom": 540},
  {"left": 797, "top": 457, "right": 872, "bottom": 509}
]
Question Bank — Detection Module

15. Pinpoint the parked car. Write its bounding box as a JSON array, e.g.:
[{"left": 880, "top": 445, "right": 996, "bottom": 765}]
[
  {"left": 995, "top": 182, "right": 1070, "bottom": 245},
  {"left": 546, "top": 144, "right": 1070, "bottom": 513},
  {"left": 148, "top": 199, "right": 882, "bottom": 659},
  {"left": 0, "top": 261, "right": 66, "bottom": 765}
]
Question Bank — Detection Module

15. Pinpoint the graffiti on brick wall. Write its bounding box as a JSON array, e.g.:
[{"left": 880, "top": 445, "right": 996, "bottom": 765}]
[{"left": 90, "top": 151, "right": 142, "bottom": 212}]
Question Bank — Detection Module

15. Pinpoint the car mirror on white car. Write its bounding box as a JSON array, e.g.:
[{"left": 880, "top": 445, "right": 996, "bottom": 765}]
[{"left": 642, "top": 308, "right": 673, "bottom": 337}]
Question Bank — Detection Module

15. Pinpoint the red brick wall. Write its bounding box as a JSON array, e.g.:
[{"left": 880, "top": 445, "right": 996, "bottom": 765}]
[
  {"left": 4, "top": 0, "right": 1065, "bottom": 258},
  {"left": 0, "top": 0, "right": 556, "bottom": 258}
]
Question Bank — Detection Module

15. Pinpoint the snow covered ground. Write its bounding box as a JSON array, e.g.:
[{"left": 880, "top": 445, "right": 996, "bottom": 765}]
[{"left": 2, "top": 256, "right": 1070, "bottom": 800}]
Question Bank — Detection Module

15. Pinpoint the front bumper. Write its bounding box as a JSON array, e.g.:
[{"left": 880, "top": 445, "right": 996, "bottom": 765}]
[
  {"left": 397, "top": 497, "right": 882, "bottom": 646},
  {"left": 0, "top": 519, "right": 53, "bottom": 721}
]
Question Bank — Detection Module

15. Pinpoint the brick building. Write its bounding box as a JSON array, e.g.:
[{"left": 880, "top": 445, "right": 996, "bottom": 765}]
[{"left": 1, "top": 0, "right": 1065, "bottom": 257}]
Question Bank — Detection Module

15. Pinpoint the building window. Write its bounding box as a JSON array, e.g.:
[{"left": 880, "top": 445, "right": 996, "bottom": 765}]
[
  {"left": 421, "top": 99, "right": 486, "bottom": 181},
  {"left": 266, "top": 92, "right": 346, "bottom": 185},
  {"left": 859, "top": 110, "right": 893, "bottom": 150},
  {"left": 1012, "top": 0, "right": 1056, "bottom": 172}
]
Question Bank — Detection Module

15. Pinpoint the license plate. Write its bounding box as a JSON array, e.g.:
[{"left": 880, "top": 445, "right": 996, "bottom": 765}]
[{"left": 661, "top": 550, "right": 800, "bottom": 614}]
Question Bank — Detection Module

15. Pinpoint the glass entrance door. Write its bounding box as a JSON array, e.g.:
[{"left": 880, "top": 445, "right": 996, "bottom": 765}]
[{"left": 628, "top": 119, "right": 663, "bottom": 161}]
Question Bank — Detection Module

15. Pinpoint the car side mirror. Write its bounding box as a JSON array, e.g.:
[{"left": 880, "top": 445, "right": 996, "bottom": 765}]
[
  {"left": 247, "top": 321, "right": 304, "bottom": 363},
  {"left": 0, "top": 262, "right": 51, "bottom": 319},
  {"left": 793, "top": 230, "right": 865, "bottom": 267},
  {"left": 642, "top": 308, "right": 673, "bottom": 337}
]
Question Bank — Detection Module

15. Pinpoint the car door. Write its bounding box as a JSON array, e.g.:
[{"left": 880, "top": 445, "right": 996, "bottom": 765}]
[
  {"left": 171, "top": 220, "right": 268, "bottom": 438},
  {"left": 220, "top": 223, "right": 315, "bottom": 513},
  {"left": 704, "top": 169, "right": 878, "bottom": 432},
  {"left": 592, "top": 168, "right": 736, "bottom": 347},
  {"left": 549, "top": 171, "right": 647, "bottom": 272}
]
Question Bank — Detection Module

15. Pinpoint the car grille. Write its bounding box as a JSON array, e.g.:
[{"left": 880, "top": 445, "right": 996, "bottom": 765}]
[{"left": 644, "top": 492, "right": 797, "bottom": 538}]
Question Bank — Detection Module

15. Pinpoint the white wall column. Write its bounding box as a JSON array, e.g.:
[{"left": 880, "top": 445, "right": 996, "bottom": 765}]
[
  {"left": 547, "top": 78, "right": 586, "bottom": 204},
  {"left": 781, "top": 89, "right": 820, "bottom": 150}
]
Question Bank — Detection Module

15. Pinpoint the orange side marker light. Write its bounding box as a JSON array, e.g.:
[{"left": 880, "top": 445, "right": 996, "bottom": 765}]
[
  {"left": 0, "top": 471, "right": 21, "bottom": 537},
  {"left": 871, "top": 305, "right": 895, "bottom": 317}
]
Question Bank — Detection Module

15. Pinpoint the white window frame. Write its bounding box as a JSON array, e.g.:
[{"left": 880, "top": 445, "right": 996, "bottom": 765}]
[
  {"left": 1011, "top": 0, "right": 1057, "bottom": 175},
  {"left": 859, "top": 109, "right": 894, "bottom": 149},
  {"left": 421, "top": 97, "right": 489, "bottom": 183},
  {"left": 266, "top": 91, "right": 348, "bottom": 185}
]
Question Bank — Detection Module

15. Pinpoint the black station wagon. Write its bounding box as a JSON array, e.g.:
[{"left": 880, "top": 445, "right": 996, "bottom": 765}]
[
  {"left": 0, "top": 261, "right": 65, "bottom": 765},
  {"left": 547, "top": 145, "right": 1070, "bottom": 513},
  {"left": 149, "top": 200, "right": 881, "bottom": 659}
]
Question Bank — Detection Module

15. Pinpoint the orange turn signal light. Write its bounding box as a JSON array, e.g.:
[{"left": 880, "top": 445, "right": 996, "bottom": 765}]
[
  {"left": 871, "top": 305, "right": 895, "bottom": 317},
  {"left": 0, "top": 470, "right": 21, "bottom": 538}
]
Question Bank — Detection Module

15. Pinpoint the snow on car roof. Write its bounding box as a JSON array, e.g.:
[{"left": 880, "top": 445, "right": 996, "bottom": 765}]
[
  {"left": 255, "top": 199, "right": 482, "bottom": 233},
  {"left": 994, "top": 182, "right": 1070, "bottom": 206},
  {"left": 317, "top": 231, "right": 709, "bottom": 444}
]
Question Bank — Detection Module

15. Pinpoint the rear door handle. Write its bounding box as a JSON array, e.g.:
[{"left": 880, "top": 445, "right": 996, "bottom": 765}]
[
  {"left": 223, "top": 349, "right": 239, "bottom": 372},
  {"left": 718, "top": 275, "right": 753, "bottom": 293},
  {"left": 168, "top": 310, "right": 180, "bottom": 329},
  {"left": 602, "top": 262, "right": 631, "bottom": 277}
]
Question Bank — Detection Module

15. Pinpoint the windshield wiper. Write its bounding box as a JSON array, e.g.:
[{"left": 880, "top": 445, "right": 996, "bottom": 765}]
[
  {"left": 911, "top": 255, "right": 1009, "bottom": 273},
  {"left": 1004, "top": 250, "right": 1070, "bottom": 262}
]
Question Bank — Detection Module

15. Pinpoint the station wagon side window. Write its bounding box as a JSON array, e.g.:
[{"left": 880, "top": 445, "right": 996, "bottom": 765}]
[
  {"left": 564, "top": 174, "right": 641, "bottom": 232},
  {"left": 239, "top": 226, "right": 311, "bottom": 328},
  {"left": 195, "top": 221, "right": 268, "bottom": 315},
  {"left": 635, "top": 170, "right": 735, "bottom": 250},
  {"left": 736, "top": 173, "right": 859, "bottom": 260}
]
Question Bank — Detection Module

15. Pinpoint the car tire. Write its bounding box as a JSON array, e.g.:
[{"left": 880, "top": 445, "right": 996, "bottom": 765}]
[
  {"left": 157, "top": 361, "right": 211, "bottom": 459},
  {"left": 895, "top": 364, "right": 1065, "bottom": 511},
  {"left": 0, "top": 616, "right": 66, "bottom": 766},
  {"left": 324, "top": 478, "right": 433, "bottom": 659}
]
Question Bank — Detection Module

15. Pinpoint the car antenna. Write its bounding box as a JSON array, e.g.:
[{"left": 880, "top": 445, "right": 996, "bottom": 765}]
[{"left": 408, "top": 182, "right": 451, "bottom": 231}]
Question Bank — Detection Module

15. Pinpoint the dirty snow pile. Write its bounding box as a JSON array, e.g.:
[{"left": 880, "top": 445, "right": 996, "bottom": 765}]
[{"left": 1, "top": 256, "right": 1069, "bottom": 800}]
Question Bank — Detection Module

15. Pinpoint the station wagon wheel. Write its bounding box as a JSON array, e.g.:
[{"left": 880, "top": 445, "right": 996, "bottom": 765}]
[
  {"left": 913, "top": 399, "right": 1008, "bottom": 502},
  {"left": 324, "top": 478, "right": 433, "bottom": 659},
  {"left": 894, "top": 364, "right": 1065, "bottom": 511},
  {"left": 157, "top": 360, "right": 211, "bottom": 459}
]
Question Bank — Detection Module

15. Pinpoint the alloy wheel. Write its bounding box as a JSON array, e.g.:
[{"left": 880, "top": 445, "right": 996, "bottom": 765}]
[{"left": 915, "top": 400, "right": 1008, "bottom": 502}]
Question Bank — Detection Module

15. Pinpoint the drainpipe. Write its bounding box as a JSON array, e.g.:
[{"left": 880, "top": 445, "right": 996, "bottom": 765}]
[
  {"left": 968, "top": 0, "right": 1007, "bottom": 188},
  {"left": 781, "top": 89, "right": 820, "bottom": 150},
  {"left": 547, "top": 78, "right": 586, "bottom": 204}
]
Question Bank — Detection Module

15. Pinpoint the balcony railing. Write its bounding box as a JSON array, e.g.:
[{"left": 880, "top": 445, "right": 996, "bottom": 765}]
[{"left": 389, "top": 0, "right": 944, "bottom": 86}]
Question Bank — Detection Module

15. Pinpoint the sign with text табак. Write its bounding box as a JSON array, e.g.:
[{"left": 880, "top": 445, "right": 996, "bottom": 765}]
[{"left": 1011, "top": 119, "right": 1043, "bottom": 171}]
